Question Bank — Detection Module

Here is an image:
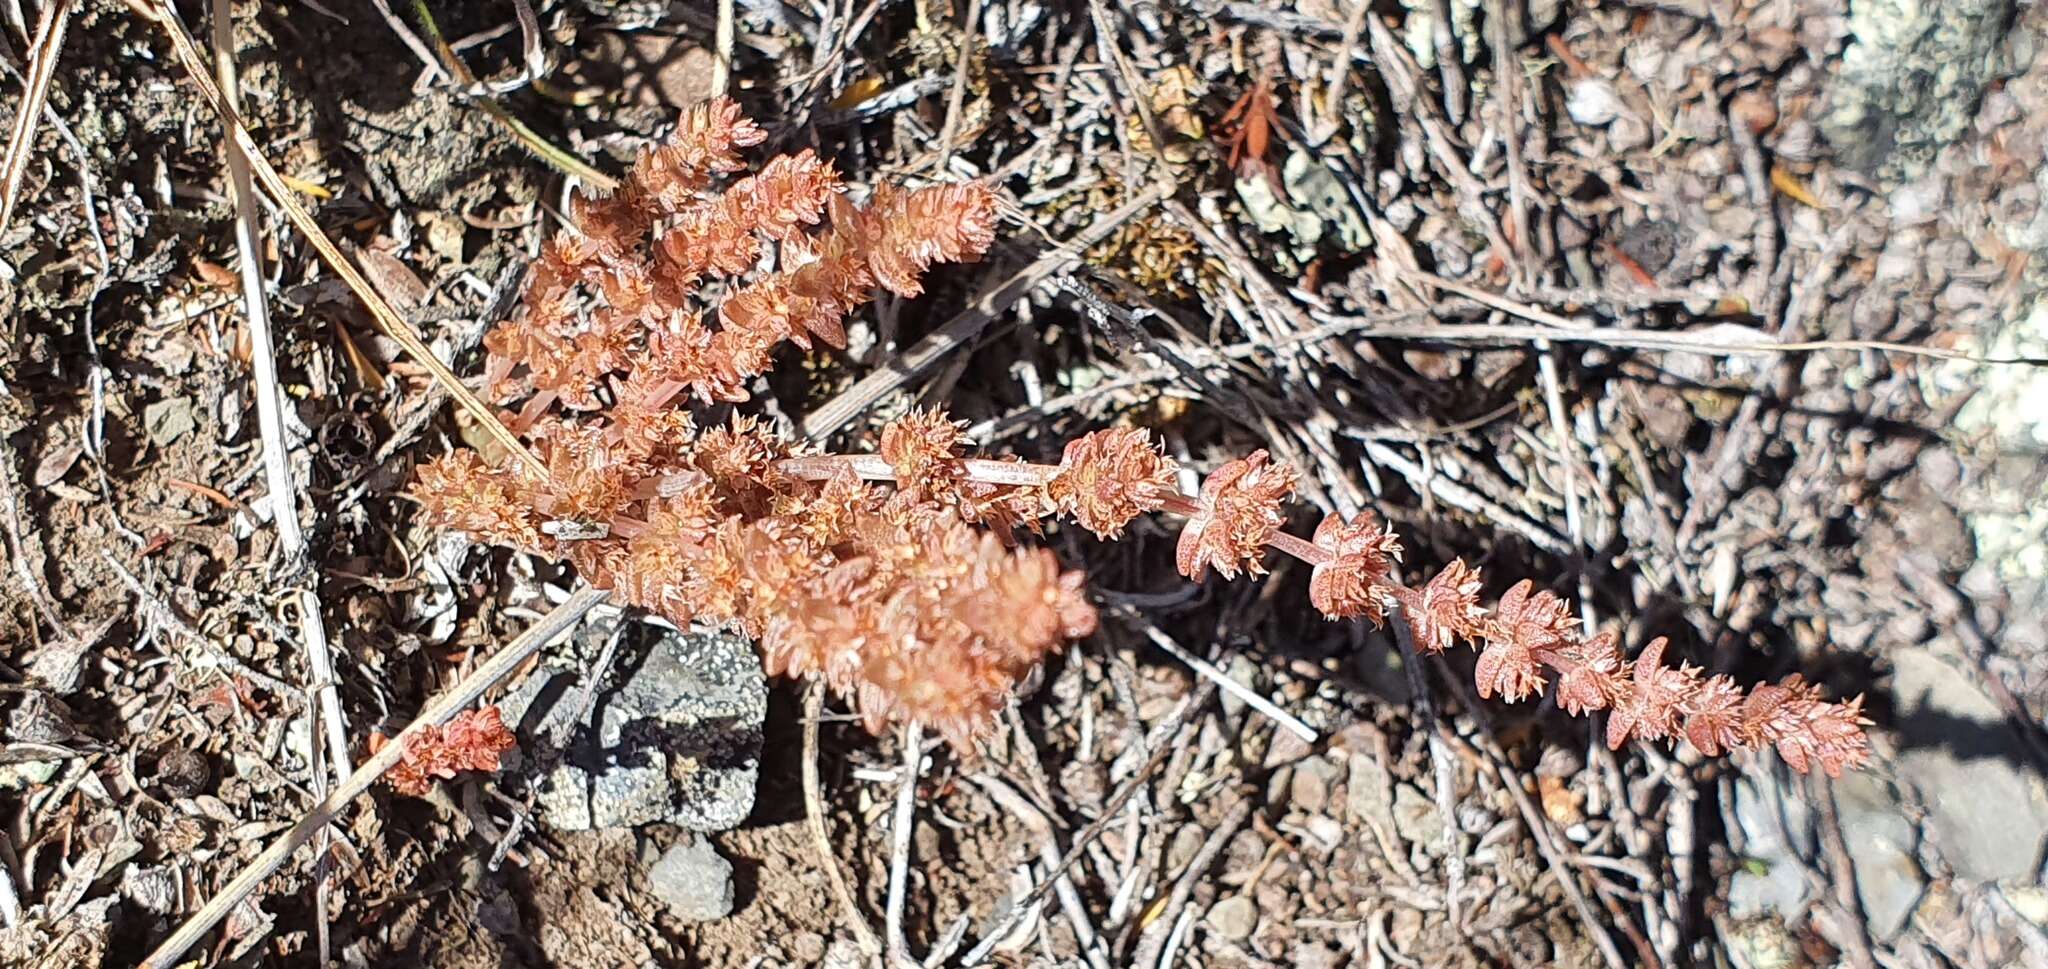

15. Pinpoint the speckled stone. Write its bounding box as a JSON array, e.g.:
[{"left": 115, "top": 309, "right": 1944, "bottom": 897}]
[{"left": 499, "top": 619, "right": 767, "bottom": 832}]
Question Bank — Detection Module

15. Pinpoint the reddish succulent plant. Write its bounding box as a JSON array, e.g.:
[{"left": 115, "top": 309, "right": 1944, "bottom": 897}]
[
  {"left": 416, "top": 98, "right": 1871, "bottom": 775},
  {"left": 387, "top": 707, "right": 519, "bottom": 797}
]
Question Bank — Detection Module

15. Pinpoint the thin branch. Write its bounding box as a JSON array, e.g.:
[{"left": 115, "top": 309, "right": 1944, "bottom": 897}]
[
  {"left": 122, "top": 0, "right": 545, "bottom": 476},
  {"left": 804, "top": 683, "right": 883, "bottom": 956},
  {"left": 1391, "top": 614, "right": 1467, "bottom": 930},
  {"left": 969, "top": 774, "right": 1111, "bottom": 969},
  {"left": 407, "top": 0, "right": 616, "bottom": 190},
  {"left": 1130, "top": 798, "right": 1254, "bottom": 968},
  {"left": 139, "top": 586, "right": 608, "bottom": 969},
  {"left": 961, "top": 680, "right": 1218, "bottom": 965},
  {"left": 1432, "top": 658, "right": 1631, "bottom": 969},
  {"left": 209, "top": 3, "right": 347, "bottom": 961},
  {"left": 933, "top": 0, "right": 982, "bottom": 170},
  {"left": 796, "top": 184, "right": 1170, "bottom": 438},
  {"left": 0, "top": 0, "right": 71, "bottom": 235},
  {"left": 209, "top": 0, "right": 350, "bottom": 788},
  {"left": 1127, "top": 613, "right": 1317, "bottom": 744},
  {"left": 884, "top": 721, "right": 925, "bottom": 966},
  {"left": 1392, "top": 270, "right": 2048, "bottom": 366},
  {"left": 711, "top": 0, "right": 734, "bottom": 96}
]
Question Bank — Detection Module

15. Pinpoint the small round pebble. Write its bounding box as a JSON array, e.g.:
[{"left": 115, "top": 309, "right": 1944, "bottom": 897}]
[{"left": 1205, "top": 895, "right": 1258, "bottom": 941}]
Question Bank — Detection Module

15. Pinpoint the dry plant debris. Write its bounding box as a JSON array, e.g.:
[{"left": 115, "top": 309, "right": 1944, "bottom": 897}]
[{"left": 10, "top": 0, "right": 2048, "bottom": 966}]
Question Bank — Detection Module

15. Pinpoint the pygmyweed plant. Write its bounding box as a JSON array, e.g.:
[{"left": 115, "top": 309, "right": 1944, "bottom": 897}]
[{"left": 416, "top": 98, "right": 1869, "bottom": 776}]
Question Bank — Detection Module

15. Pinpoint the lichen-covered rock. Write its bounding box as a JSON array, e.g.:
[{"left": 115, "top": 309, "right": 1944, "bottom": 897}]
[
  {"left": 1890, "top": 648, "right": 2048, "bottom": 882},
  {"left": 1823, "top": 0, "right": 2016, "bottom": 176},
  {"left": 498, "top": 617, "right": 767, "bottom": 832}
]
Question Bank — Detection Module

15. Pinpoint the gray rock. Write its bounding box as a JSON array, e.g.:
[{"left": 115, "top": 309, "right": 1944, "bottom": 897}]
[
  {"left": 1390, "top": 783, "right": 1445, "bottom": 850},
  {"left": 1294, "top": 942, "right": 1344, "bottom": 969},
  {"left": 822, "top": 938, "right": 868, "bottom": 969},
  {"left": 1204, "top": 895, "right": 1258, "bottom": 941},
  {"left": 142, "top": 397, "right": 198, "bottom": 447},
  {"left": 1891, "top": 649, "right": 2048, "bottom": 881},
  {"left": 1724, "top": 917, "right": 1802, "bottom": 969},
  {"left": 1822, "top": 0, "right": 2015, "bottom": 177},
  {"left": 1289, "top": 758, "right": 1339, "bottom": 814},
  {"left": 1566, "top": 79, "right": 1624, "bottom": 127},
  {"left": 646, "top": 836, "right": 735, "bottom": 922},
  {"left": 1833, "top": 772, "right": 1923, "bottom": 939},
  {"left": 120, "top": 863, "right": 178, "bottom": 915},
  {"left": 1728, "top": 770, "right": 1816, "bottom": 919},
  {"left": 2006, "top": 884, "right": 2048, "bottom": 926},
  {"left": 499, "top": 619, "right": 767, "bottom": 832},
  {"left": 1166, "top": 824, "right": 1207, "bottom": 872},
  {"left": 1344, "top": 752, "right": 1392, "bottom": 827}
]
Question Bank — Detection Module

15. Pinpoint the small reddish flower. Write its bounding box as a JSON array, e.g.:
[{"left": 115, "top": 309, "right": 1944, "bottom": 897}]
[
  {"left": 1475, "top": 639, "right": 1545, "bottom": 702},
  {"left": 414, "top": 451, "right": 542, "bottom": 550},
  {"left": 1603, "top": 637, "right": 1698, "bottom": 750},
  {"left": 879, "top": 408, "right": 967, "bottom": 495},
  {"left": 1392, "top": 559, "right": 1485, "bottom": 654},
  {"left": 1175, "top": 451, "right": 1297, "bottom": 580},
  {"left": 1308, "top": 512, "right": 1403, "bottom": 623},
  {"left": 1793, "top": 694, "right": 1873, "bottom": 778},
  {"left": 1744, "top": 677, "right": 1871, "bottom": 777},
  {"left": 1475, "top": 580, "right": 1576, "bottom": 701},
  {"left": 1548, "top": 630, "right": 1623, "bottom": 717},
  {"left": 1679, "top": 674, "right": 1745, "bottom": 756},
  {"left": 1047, "top": 428, "right": 1180, "bottom": 539},
  {"left": 1487, "top": 581, "right": 1579, "bottom": 654}
]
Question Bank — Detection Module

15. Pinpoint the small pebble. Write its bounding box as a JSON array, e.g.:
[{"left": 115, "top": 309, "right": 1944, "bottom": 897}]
[
  {"left": 1289, "top": 760, "right": 1332, "bottom": 814},
  {"left": 647, "top": 837, "right": 735, "bottom": 922},
  {"left": 1167, "top": 825, "right": 1206, "bottom": 871},
  {"left": 1730, "top": 89, "right": 1779, "bottom": 135},
  {"left": 154, "top": 748, "right": 211, "bottom": 799},
  {"left": 1205, "top": 895, "right": 1258, "bottom": 941},
  {"left": 1566, "top": 79, "right": 1623, "bottom": 126}
]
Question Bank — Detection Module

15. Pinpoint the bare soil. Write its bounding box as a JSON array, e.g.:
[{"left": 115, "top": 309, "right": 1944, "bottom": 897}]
[{"left": 5, "top": 0, "right": 2048, "bottom": 967}]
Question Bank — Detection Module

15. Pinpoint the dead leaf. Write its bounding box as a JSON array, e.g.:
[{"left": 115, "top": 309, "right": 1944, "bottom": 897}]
[
  {"left": 1538, "top": 775, "right": 1585, "bottom": 826},
  {"left": 1770, "top": 166, "right": 1826, "bottom": 210},
  {"left": 829, "top": 76, "right": 887, "bottom": 110},
  {"left": 33, "top": 438, "right": 83, "bottom": 487}
]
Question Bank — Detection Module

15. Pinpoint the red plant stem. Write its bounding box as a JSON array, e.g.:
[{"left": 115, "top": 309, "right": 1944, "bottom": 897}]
[
  {"left": 770, "top": 454, "right": 1341, "bottom": 568},
  {"left": 638, "top": 378, "right": 689, "bottom": 413},
  {"left": 775, "top": 453, "right": 1059, "bottom": 488},
  {"left": 1261, "top": 527, "right": 1332, "bottom": 567}
]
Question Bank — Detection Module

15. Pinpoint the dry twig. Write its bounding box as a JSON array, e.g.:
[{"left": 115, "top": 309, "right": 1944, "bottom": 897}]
[
  {"left": 208, "top": 0, "right": 351, "bottom": 787},
  {"left": 139, "top": 586, "right": 607, "bottom": 969},
  {"left": 884, "top": 722, "right": 925, "bottom": 966},
  {"left": 797, "top": 184, "right": 1169, "bottom": 438},
  {"left": 0, "top": 0, "right": 70, "bottom": 236},
  {"left": 803, "top": 683, "right": 884, "bottom": 955},
  {"left": 121, "top": 0, "right": 544, "bottom": 475}
]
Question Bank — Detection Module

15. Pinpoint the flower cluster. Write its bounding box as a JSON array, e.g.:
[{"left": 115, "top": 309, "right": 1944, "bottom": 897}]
[
  {"left": 1375, "top": 569, "right": 1870, "bottom": 776},
  {"left": 482, "top": 96, "right": 998, "bottom": 417},
  {"left": 386, "top": 707, "right": 519, "bottom": 796},
  {"left": 419, "top": 99, "right": 1086, "bottom": 746},
  {"left": 781, "top": 435, "right": 1872, "bottom": 776}
]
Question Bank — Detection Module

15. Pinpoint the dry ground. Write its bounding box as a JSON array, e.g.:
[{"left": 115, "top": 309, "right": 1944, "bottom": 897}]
[{"left": 4, "top": 0, "right": 2048, "bottom": 967}]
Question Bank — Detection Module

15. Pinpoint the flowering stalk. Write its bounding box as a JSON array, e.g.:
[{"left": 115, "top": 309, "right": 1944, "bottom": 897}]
[
  {"left": 413, "top": 97, "right": 1869, "bottom": 773},
  {"left": 771, "top": 426, "right": 1871, "bottom": 776}
]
